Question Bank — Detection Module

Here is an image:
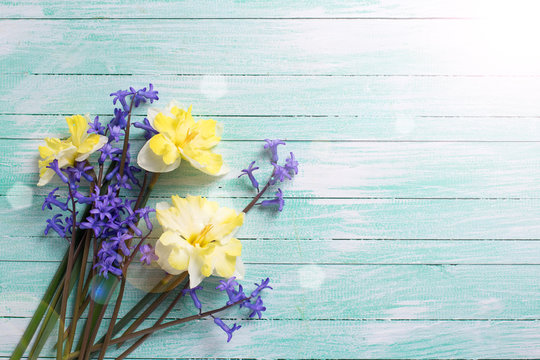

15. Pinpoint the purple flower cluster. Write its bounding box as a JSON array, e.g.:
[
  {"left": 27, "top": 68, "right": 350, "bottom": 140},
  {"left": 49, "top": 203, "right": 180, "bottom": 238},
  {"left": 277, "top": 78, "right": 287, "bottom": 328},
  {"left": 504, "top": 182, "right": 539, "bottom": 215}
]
[
  {"left": 42, "top": 84, "right": 160, "bottom": 278},
  {"left": 182, "top": 285, "right": 203, "bottom": 310},
  {"left": 110, "top": 84, "right": 158, "bottom": 112},
  {"left": 108, "top": 85, "right": 159, "bottom": 144},
  {"left": 88, "top": 116, "right": 105, "bottom": 135},
  {"left": 175, "top": 277, "right": 272, "bottom": 342},
  {"left": 41, "top": 159, "right": 96, "bottom": 238},
  {"left": 264, "top": 139, "right": 285, "bottom": 163},
  {"left": 238, "top": 161, "right": 260, "bottom": 191},
  {"left": 133, "top": 117, "right": 158, "bottom": 140},
  {"left": 213, "top": 318, "right": 241, "bottom": 343},
  {"left": 79, "top": 182, "right": 155, "bottom": 277},
  {"left": 212, "top": 277, "right": 272, "bottom": 342},
  {"left": 84, "top": 85, "right": 161, "bottom": 277},
  {"left": 260, "top": 188, "right": 284, "bottom": 211},
  {"left": 238, "top": 139, "right": 298, "bottom": 212},
  {"left": 139, "top": 244, "right": 158, "bottom": 265}
]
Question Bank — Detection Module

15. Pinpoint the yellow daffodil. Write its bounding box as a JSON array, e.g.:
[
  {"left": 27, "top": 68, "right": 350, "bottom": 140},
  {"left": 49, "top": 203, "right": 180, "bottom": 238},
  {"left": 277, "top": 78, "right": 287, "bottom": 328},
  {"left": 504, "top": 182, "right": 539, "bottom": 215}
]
[
  {"left": 38, "top": 115, "right": 107, "bottom": 186},
  {"left": 137, "top": 101, "right": 228, "bottom": 175},
  {"left": 154, "top": 195, "right": 244, "bottom": 288}
]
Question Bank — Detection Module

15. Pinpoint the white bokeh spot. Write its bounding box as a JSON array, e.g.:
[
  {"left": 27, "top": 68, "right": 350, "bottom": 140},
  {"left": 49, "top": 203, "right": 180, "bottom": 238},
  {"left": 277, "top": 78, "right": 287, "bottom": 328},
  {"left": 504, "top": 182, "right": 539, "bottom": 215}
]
[
  {"left": 6, "top": 182, "right": 33, "bottom": 210},
  {"left": 200, "top": 75, "right": 228, "bottom": 100},
  {"left": 297, "top": 264, "right": 326, "bottom": 289}
]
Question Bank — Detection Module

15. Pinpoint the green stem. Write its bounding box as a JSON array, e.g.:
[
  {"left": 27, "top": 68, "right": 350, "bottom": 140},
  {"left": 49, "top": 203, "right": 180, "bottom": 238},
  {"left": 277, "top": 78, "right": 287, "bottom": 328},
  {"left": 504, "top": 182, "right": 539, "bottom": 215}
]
[
  {"left": 93, "top": 273, "right": 174, "bottom": 348},
  {"left": 96, "top": 170, "right": 154, "bottom": 358},
  {"left": 242, "top": 170, "right": 276, "bottom": 214},
  {"left": 10, "top": 223, "right": 90, "bottom": 360},
  {"left": 69, "top": 296, "right": 248, "bottom": 359},
  {"left": 57, "top": 189, "right": 78, "bottom": 360},
  {"left": 115, "top": 281, "right": 188, "bottom": 360},
  {"left": 9, "top": 249, "right": 68, "bottom": 360},
  {"left": 77, "top": 235, "right": 100, "bottom": 358},
  {"left": 84, "top": 277, "right": 118, "bottom": 360},
  {"left": 65, "top": 231, "right": 91, "bottom": 356},
  {"left": 63, "top": 293, "right": 90, "bottom": 343},
  {"left": 28, "top": 274, "right": 64, "bottom": 360},
  {"left": 27, "top": 252, "right": 82, "bottom": 360},
  {"left": 118, "top": 99, "right": 135, "bottom": 177},
  {"left": 115, "top": 273, "right": 187, "bottom": 348},
  {"left": 12, "top": 153, "right": 119, "bottom": 360},
  {"left": 97, "top": 277, "right": 126, "bottom": 360}
]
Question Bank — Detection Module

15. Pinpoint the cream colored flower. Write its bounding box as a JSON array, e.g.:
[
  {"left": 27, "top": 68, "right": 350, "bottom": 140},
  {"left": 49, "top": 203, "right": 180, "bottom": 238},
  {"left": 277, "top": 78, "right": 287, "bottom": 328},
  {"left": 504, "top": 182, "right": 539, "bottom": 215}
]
[
  {"left": 137, "top": 101, "right": 228, "bottom": 175},
  {"left": 154, "top": 195, "right": 244, "bottom": 288},
  {"left": 38, "top": 115, "right": 107, "bottom": 186}
]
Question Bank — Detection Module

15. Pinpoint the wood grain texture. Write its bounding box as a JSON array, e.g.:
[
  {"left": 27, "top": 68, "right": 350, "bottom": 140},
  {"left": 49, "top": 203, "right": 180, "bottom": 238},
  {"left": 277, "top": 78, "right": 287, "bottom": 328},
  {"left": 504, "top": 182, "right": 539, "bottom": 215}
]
[
  {"left": 0, "top": 0, "right": 533, "bottom": 19},
  {"left": 2, "top": 19, "right": 540, "bottom": 75},
  {"left": 4, "top": 197, "right": 540, "bottom": 239},
  {"left": 2, "top": 261, "right": 539, "bottom": 320},
  {"left": 2, "top": 236, "right": 540, "bottom": 264},
  {"left": 1, "top": 317, "right": 539, "bottom": 359},
  {"left": 1, "top": 0, "right": 540, "bottom": 358},
  {"left": 4, "top": 139, "right": 540, "bottom": 198},
  {"left": 2, "top": 114, "right": 540, "bottom": 141},
  {"left": 4, "top": 74, "right": 540, "bottom": 116}
]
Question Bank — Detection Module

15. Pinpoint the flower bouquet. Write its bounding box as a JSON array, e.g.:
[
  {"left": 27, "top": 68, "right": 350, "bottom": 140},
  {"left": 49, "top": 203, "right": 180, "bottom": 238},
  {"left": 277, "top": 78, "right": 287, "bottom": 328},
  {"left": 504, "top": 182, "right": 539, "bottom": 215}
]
[{"left": 10, "top": 84, "right": 298, "bottom": 360}]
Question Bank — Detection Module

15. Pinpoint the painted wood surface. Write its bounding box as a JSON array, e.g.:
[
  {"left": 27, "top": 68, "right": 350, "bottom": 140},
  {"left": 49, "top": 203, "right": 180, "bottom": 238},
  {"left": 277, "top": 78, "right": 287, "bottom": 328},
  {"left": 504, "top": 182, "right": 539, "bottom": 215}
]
[
  {"left": 1, "top": 1, "right": 539, "bottom": 359},
  {"left": 0, "top": 0, "right": 536, "bottom": 19},
  {"left": 2, "top": 20, "right": 540, "bottom": 75},
  {"left": 6, "top": 139, "right": 540, "bottom": 198},
  {"left": 4, "top": 75, "right": 540, "bottom": 116},
  {"left": 2, "top": 114, "right": 540, "bottom": 142},
  {"left": 2, "top": 262, "right": 540, "bottom": 320}
]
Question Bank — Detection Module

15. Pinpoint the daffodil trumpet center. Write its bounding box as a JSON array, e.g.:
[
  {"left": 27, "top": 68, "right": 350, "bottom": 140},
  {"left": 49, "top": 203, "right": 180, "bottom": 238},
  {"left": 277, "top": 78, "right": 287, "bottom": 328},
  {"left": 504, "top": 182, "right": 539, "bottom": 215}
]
[
  {"left": 179, "top": 129, "right": 199, "bottom": 148},
  {"left": 186, "top": 224, "right": 214, "bottom": 248}
]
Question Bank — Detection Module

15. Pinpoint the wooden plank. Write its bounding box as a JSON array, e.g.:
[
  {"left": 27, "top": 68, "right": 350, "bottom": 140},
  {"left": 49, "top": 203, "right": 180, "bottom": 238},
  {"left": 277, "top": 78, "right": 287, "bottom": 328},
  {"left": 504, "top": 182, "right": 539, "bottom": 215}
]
[
  {"left": 1, "top": 317, "right": 539, "bottom": 358},
  {"left": 4, "top": 139, "right": 540, "bottom": 198},
  {"left": 1, "top": 262, "right": 539, "bottom": 320},
  {"left": 2, "top": 20, "right": 540, "bottom": 75},
  {"left": 2, "top": 197, "right": 540, "bottom": 240},
  {"left": 4, "top": 74, "right": 540, "bottom": 117},
  {"left": 0, "top": 0, "right": 531, "bottom": 19},
  {"left": 2, "top": 114, "right": 540, "bottom": 141},
  {"left": 2, "top": 236, "right": 540, "bottom": 264}
]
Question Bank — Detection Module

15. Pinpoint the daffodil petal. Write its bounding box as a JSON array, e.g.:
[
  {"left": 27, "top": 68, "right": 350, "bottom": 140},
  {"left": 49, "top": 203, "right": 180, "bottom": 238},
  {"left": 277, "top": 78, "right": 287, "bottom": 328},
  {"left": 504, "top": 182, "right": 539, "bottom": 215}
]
[
  {"left": 155, "top": 232, "right": 185, "bottom": 275},
  {"left": 37, "top": 168, "right": 56, "bottom": 186},
  {"left": 56, "top": 146, "right": 78, "bottom": 167},
  {"left": 149, "top": 133, "right": 181, "bottom": 165},
  {"left": 146, "top": 107, "right": 160, "bottom": 128},
  {"left": 212, "top": 238, "right": 242, "bottom": 278},
  {"left": 171, "top": 195, "right": 220, "bottom": 232},
  {"left": 153, "top": 114, "right": 178, "bottom": 141},
  {"left": 158, "top": 230, "right": 182, "bottom": 247},
  {"left": 75, "top": 134, "right": 108, "bottom": 161},
  {"left": 187, "top": 255, "right": 206, "bottom": 288},
  {"left": 38, "top": 144, "right": 55, "bottom": 159},
  {"left": 191, "top": 119, "right": 222, "bottom": 149},
  {"left": 232, "top": 257, "right": 245, "bottom": 280},
  {"left": 66, "top": 115, "right": 88, "bottom": 147},
  {"left": 156, "top": 205, "right": 194, "bottom": 240},
  {"left": 179, "top": 147, "right": 228, "bottom": 176},
  {"left": 168, "top": 247, "right": 190, "bottom": 271},
  {"left": 155, "top": 201, "right": 172, "bottom": 212},
  {"left": 224, "top": 237, "right": 242, "bottom": 257},
  {"left": 137, "top": 140, "right": 181, "bottom": 173},
  {"left": 208, "top": 209, "right": 244, "bottom": 244},
  {"left": 154, "top": 195, "right": 244, "bottom": 287}
]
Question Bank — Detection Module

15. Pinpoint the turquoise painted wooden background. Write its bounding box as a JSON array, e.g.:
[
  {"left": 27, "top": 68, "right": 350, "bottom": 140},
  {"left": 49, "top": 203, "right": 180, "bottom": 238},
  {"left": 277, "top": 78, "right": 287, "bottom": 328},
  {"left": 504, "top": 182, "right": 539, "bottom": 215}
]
[{"left": 1, "top": 0, "right": 540, "bottom": 358}]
